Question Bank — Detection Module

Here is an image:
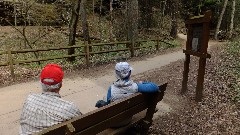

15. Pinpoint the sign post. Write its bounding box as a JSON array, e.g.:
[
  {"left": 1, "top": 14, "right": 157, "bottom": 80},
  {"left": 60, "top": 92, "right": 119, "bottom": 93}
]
[{"left": 181, "top": 10, "right": 212, "bottom": 102}]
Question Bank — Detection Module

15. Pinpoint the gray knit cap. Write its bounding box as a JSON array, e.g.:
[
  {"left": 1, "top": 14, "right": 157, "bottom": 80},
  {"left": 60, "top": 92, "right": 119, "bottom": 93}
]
[{"left": 115, "top": 62, "right": 133, "bottom": 79}]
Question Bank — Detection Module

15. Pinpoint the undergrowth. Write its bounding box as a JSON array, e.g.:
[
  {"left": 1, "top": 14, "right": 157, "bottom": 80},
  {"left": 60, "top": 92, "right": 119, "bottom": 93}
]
[{"left": 226, "top": 40, "right": 240, "bottom": 102}]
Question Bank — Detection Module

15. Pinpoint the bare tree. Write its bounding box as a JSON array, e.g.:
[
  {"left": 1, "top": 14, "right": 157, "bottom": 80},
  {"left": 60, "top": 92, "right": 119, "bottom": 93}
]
[
  {"left": 80, "top": 0, "right": 91, "bottom": 44},
  {"left": 215, "top": 0, "right": 228, "bottom": 40},
  {"left": 80, "top": 0, "right": 92, "bottom": 55},
  {"left": 6, "top": 0, "right": 51, "bottom": 64},
  {"left": 68, "top": 0, "right": 81, "bottom": 61},
  {"left": 229, "top": 0, "right": 236, "bottom": 39},
  {"left": 13, "top": 0, "right": 17, "bottom": 26}
]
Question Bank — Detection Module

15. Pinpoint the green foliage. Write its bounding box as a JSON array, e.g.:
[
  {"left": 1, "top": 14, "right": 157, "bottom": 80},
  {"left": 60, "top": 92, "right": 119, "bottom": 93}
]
[{"left": 166, "top": 40, "right": 180, "bottom": 48}]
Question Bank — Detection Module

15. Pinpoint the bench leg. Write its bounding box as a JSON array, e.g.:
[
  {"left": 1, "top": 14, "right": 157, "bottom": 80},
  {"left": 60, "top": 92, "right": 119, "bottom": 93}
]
[{"left": 140, "top": 89, "right": 166, "bottom": 135}]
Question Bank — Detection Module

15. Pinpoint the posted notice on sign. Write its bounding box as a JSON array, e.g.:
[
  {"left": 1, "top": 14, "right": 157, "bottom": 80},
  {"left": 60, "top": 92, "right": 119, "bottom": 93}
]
[{"left": 192, "top": 38, "right": 199, "bottom": 52}]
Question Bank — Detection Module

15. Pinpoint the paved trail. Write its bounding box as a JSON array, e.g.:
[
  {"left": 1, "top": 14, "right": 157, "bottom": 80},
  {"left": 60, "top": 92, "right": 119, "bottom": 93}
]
[{"left": 0, "top": 34, "right": 189, "bottom": 134}]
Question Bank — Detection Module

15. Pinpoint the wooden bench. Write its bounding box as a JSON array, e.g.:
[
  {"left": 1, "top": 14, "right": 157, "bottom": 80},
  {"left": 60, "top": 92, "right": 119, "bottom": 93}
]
[{"left": 35, "top": 83, "right": 167, "bottom": 135}]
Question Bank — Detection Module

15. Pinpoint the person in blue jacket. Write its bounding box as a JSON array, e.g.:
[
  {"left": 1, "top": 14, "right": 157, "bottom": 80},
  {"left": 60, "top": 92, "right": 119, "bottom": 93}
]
[
  {"left": 95, "top": 62, "right": 159, "bottom": 127},
  {"left": 95, "top": 62, "right": 159, "bottom": 107}
]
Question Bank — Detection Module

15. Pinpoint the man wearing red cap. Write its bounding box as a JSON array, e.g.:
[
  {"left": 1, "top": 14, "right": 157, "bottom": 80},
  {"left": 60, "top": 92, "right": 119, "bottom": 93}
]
[{"left": 19, "top": 64, "right": 82, "bottom": 135}]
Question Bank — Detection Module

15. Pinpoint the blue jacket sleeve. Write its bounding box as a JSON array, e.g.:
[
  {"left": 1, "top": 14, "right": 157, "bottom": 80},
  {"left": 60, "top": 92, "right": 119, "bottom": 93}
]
[
  {"left": 106, "top": 86, "right": 111, "bottom": 104},
  {"left": 137, "top": 82, "right": 159, "bottom": 93}
]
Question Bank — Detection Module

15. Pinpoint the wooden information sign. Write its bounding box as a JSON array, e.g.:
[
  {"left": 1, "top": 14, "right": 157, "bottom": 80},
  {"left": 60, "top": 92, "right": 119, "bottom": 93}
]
[{"left": 181, "top": 10, "right": 212, "bottom": 102}]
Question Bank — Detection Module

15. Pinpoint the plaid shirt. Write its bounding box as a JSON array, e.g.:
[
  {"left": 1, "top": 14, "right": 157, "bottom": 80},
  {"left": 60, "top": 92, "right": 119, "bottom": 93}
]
[{"left": 19, "top": 92, "right": 81, "bottom": 135}]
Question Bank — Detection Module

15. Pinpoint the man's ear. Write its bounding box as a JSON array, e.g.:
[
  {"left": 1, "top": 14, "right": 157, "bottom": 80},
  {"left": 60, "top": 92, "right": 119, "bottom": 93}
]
[
  {"left": 55, "top": 83, "right": 62, "bottom": 94},
  {"left": 59, "top": 82, "right": 62, "bottom": 89}
]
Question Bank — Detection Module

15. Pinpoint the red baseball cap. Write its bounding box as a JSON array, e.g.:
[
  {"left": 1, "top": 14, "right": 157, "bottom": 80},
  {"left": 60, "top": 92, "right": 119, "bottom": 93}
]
[{"left": 40, "top": 64, "right": 64, "bottom": 85}]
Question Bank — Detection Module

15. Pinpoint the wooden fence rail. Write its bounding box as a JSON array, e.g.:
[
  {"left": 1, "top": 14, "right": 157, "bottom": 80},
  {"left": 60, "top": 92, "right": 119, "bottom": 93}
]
[{"left": 0, "top": 39, "right": 173, "bottom": 79}]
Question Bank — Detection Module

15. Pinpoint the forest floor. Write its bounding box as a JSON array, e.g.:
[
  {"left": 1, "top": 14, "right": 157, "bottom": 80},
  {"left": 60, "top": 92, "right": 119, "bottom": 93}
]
[
  {"left": 148, "top": 43, "right": 240, "bottom": 134},
  {"left": 0, "top": 32, "right": 239, "bottom": 134}
]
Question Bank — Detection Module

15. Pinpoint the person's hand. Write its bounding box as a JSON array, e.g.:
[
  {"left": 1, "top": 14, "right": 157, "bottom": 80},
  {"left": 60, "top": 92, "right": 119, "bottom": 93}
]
[{"left": 95, "top": 100, "right": 108, "bottom": 108}]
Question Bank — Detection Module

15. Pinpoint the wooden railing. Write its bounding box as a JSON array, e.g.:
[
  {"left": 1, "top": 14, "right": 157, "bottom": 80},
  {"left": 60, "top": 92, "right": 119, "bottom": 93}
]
[{"left": 0, "top": 39, "right": 174, "bottom": 79}]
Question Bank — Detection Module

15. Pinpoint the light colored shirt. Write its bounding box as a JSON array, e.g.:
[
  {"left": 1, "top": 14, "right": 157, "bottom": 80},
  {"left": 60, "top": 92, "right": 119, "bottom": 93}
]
[{"left": 19, "top": 92, "right": 81, "bottom": 135}]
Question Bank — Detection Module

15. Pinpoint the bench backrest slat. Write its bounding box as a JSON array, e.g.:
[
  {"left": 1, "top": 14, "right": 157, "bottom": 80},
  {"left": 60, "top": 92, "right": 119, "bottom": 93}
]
[
  {"left": 76, "top": 102, "right": 148, "bottom": 135},
  {"left": 72, "top": 93, "right": 147, "bottom": 132},
  {"left": 37, "top": 83, "right": 167, "bottom": 135}
]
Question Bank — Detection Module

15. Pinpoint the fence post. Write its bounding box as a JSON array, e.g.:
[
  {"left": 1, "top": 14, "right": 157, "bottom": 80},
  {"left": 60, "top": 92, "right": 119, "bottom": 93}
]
[
  {"left": 85, "top": 43, "right": 90, "bottom": 66},
  {"left": 130, "top": 40, "right": 135, "bottom": 57},
  {"left": 7, "top": 48, "right": 15, "bottom": 81},
  {"left": 155, "top": 38, "right": 159, "bottom": 51}
]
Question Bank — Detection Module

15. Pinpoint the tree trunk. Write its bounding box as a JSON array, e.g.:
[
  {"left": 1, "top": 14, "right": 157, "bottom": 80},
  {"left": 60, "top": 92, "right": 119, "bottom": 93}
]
[
  {"left": 109, "top": 0, "right": 113, "bottom": 41},
  {"left": 229, "top": 0, "right": 236, "bottom": 39},
  {"left": 80, "top": 0, "right": 91, "bottom": 44},
  {"left": 158, "top": 0, "right": 166, "bottom": 35},
  {"left": 68, "top": 0, "right": 81, "bottom": 62},
  {"left": 162, "top": 0, "right": 166, "bottom": 17},
  {"left": 139, "top": 0, "right": 152, "bottom": 29},
  {"left": 92, "top": 0, "right": 95, "bottom": 14},
  {"left": 146, "top": 0, "right": 152, "bottom": 29},
  {"left": 80, "top": 0, "right": 92, "bottom": 56},
  {"left": 214, "top": 0, "right": 228, "bottom": 40},
  {"left": 14, "top": 0, "right": 17, "bottom": 26},
  {"left": 170, "top": 0, "right": 178, "bottom": 38},
  {"left": 127, "top": 0, "right": 138, "bottom": 41},
  {"left": 99, "top": 0, "right": 103, "bottom": 42},
  {"left": 126, "top": 0, "right": 138, "bottom": 56}
]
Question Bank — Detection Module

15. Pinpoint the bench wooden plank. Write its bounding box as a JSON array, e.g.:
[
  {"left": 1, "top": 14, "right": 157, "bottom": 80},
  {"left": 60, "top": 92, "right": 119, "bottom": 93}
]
[
  {"left": 36, "top": 83, "right": 167, "bottom": 135},
  {"left": 37, "top": 93, "right": 148, "bottom": 135},
  {"left": 98, "top": 110, "right": 147, "bottom": 135},
  {"left": 76, "top": 102, "right": 148, "bottom": 135},
  {"left": 72, "top": 93, "right": 148, "bottom": 132}
]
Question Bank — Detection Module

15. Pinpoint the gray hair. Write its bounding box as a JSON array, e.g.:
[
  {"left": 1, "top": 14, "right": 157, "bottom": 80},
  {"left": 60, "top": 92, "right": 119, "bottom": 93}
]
[{"left": 41, "top": 79, "right": 62, "bottom": 92}]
